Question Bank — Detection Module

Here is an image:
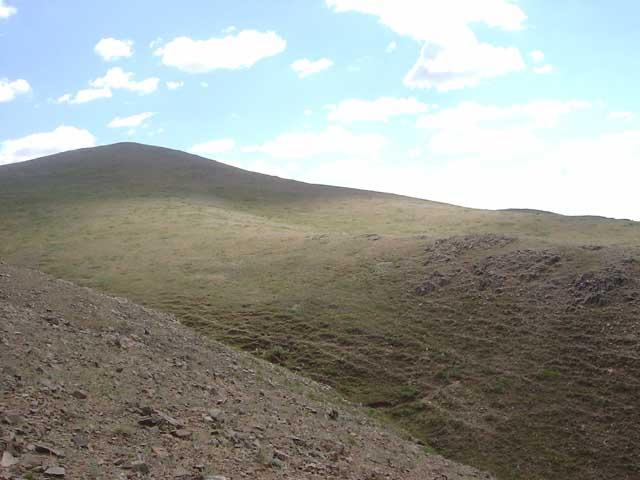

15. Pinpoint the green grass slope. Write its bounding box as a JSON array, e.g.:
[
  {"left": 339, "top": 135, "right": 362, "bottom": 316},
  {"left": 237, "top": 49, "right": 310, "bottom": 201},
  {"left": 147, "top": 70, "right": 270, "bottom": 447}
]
[{"left": 1, "top": 142, "right": 639, "bottom": 479}]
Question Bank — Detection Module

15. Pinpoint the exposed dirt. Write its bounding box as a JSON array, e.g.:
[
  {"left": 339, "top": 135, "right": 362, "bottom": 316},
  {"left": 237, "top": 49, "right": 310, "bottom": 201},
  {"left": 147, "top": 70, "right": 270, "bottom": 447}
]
[{"left": 0, "top": 263, "right": 491, "bottom": 479}]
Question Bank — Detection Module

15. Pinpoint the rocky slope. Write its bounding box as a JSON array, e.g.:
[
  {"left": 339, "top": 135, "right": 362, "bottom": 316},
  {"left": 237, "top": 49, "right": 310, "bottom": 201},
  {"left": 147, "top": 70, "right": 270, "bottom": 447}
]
[{"left": 0, "top": 263, "right": 490, "bottom": 480}]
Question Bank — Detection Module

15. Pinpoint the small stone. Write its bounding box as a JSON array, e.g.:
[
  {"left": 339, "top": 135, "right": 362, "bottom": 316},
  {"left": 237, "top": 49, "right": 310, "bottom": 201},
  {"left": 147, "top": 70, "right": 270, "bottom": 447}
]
[
  {"left": 172, "top": 429, "right": 192, "bottom": 439},
  {"left": 44, "top": 466, "right": 66, "bottom": 477},
  {"left": 35, "top": 444, "right": 64, "bottom": 458},
  {"left": 72, "top": 389, "right": 88, "bottom": 400},
  {"left": 139, "top": 409, "right": 182, "bottom": 428},
  {"left": 1, "top": 451, "right": 19, "bottom": 468},
  {"left": 157, "top": 411, "right": 182, "bottom": 427},
  {"left": 138, "top": 416, "right": 160, "bottom": 427},
  {"left": 208, "top": 408, "right": 225, "bottom": 423}
]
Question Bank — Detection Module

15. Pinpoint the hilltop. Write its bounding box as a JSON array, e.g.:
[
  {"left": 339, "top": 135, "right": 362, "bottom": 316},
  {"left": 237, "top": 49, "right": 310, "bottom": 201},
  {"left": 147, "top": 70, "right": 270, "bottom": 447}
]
[{"left": 1, "top": 143, "right": 639, "bottom": 479}]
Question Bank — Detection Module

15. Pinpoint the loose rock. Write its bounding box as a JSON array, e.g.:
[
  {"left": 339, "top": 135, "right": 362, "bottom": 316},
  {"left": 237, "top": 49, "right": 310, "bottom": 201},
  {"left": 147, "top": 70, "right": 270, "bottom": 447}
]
[
  {"left": 44, "top": 466, "right": 66, "bottom": 477},
  {"left": 1, "top": 451, "right": 19, "bottom": 468}
]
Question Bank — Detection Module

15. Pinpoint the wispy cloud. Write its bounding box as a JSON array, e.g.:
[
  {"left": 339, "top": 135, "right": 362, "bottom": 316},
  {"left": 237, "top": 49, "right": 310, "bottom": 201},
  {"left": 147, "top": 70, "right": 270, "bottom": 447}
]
[
  {"left": 58, "top": 68, "right": 159, "bottom": 104},
  {"left": 166, "top": 80, "right": 184, "bottom": 90},
  {"left": 107, "top": 112, "right": 155, "bottom": 128},
  {"left": 291, "top": 58, "right": 334, "bottom": 78},
  {"left": 327, "top": 97, "right": 428, "bottom": 123}
]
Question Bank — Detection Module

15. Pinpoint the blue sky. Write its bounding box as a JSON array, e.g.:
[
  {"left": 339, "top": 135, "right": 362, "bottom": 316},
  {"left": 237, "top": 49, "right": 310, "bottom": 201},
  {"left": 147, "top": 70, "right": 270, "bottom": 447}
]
[{"left": 1, "top": 0, "right": 639, "bottom": 219}]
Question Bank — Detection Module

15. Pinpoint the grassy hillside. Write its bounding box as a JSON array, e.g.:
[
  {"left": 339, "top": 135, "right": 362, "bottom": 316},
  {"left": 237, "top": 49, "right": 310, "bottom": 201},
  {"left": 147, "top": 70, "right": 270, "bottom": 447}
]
[{"left": 1, "top": 143, "right": 639, "bottom": 479}]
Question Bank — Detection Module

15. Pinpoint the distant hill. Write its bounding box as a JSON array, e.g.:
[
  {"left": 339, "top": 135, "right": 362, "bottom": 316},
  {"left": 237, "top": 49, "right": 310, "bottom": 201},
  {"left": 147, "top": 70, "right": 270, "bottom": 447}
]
[
  {"left": 1, "top": 143, "right": 639, "bottom": 479},
  {"left": 1, "top": 142, "right": 636, "bottom": 241},
  {"left": 0, "top": 142, "right": 367, "bottom": 202}
]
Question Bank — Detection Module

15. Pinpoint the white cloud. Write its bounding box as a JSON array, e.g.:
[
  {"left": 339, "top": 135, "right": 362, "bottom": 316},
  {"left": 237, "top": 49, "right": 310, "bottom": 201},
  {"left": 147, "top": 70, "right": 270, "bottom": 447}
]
[
  {"left": 416, "top": 100, "right": 591, "bottom": 159},
  {"left": 327, "top": 0, "right": 527, "bottom": 90},
  {"left": 608, "top": 112, "right": 636, "bottom": 120},
  {"left": 166, "top": 80, "right": 184, "bottom": 90},
  {"left": 326, "top": 0, "right": 526, "bottom": 42},
  {"left": 154, "top": 30, "right": 286, "bottom": 73},
  {"left": 57, "top": 68, "right": 159, "bottom": 104},
  {"left": 57, "top": 87, "right": 112, "bottom": 104},
  {"left": 94, "top": 38, "right": 134, "bottom": 61},
  {"left": 200, "top": 81, "right": 209, "bottom": 88},
  {"left": 304, "top": 109, "right": 313, "bottom": 116},
  {"left": 232, "top": 96, "right": 638, "bottom": 219},
  {"left": 530, "top": 50, "right": 545, "bottom": 63},
  {"left": 608, "top": 111, "right": 635, "bottom": 121},
  {"left": 190, "top": 138, "right": 236, "bottom": 156},
  {"left": 407, "top": 147, "right": 423, "bottom": 159},
  {"left": 243, "top": 126, "right": 388, "bottom": 160},
  {"left": 90, "top": 67, "right": 159, "bottom": 94},
  {"left": 404, "top": 42, "right": 525, "bottom": 91},
  {"left": 385, "top": 41, "right": 397, "bottom": 53},
  {"left": 107, "top": 112, "right": 155, "bottom": 128},
  {"left": 429, "top": 126, "right": 539, "bottom": 157},
  {"left": 0, "top": 126, "right": 96, "bottom": 165},
  {"left": 417, "top": 100, "right": 591, "bottom": 131},
  {"left": 291, "top": 58, "right": 334, "bottom": 78},
  {"left": 149, "top": 37, "right": 163, "bottom": 49},
  {"left": 415, "top": 129, "right": 640, "bottom": 220},
  {"left": 275, "top": 128, "right": 639, "bottom": 221},
  {"left": 0, "top": 78, "right": 30, "bottom": 102},
  {"left": 327, "top": 96, "right": 428, "bottom": 123},
  {"left": 386, "top": 99, "right": 640, "bottom": 218},
  {"left": 0, "top": 0, "right": 16, "bottom": 19},
  {"left": 533, "top": 64, "right": 554, "bottom": 75}
]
